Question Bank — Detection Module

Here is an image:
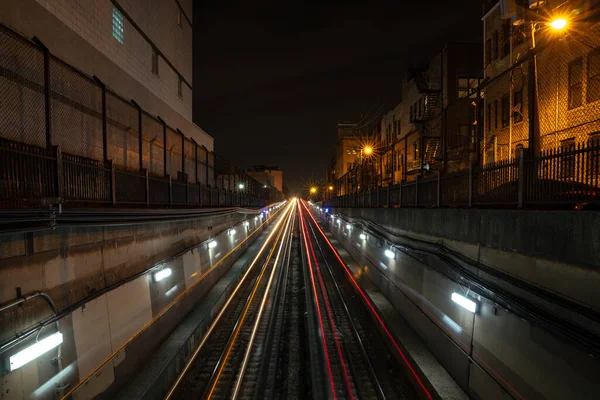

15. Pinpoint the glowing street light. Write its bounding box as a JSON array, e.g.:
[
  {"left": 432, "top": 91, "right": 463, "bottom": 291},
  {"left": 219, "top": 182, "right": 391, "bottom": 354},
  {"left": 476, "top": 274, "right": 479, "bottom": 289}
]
[
  {"left": 238, "top": 183, "right": 245, "bottom": 190},
  {"left": 328, "top": 186, "right": 334, "bottom": 191},
  {"left": 363, "top": 145, "right": 373, "bottom": 156},
  {"left": 548, "top": 17, "right": 567, "bottom": 31},
  {"left": 310, "top": 187, "right": 317, "bottom": 194}
]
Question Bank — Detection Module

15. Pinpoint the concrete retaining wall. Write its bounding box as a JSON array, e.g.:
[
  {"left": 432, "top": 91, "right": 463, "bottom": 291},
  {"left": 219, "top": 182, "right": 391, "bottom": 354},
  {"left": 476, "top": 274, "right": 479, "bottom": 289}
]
[
  {"left": 0, "top": 210, "right": 263, "bottom": 399},
  {"left": 333, "top": 208, "right": 600, "bottom": 310}
]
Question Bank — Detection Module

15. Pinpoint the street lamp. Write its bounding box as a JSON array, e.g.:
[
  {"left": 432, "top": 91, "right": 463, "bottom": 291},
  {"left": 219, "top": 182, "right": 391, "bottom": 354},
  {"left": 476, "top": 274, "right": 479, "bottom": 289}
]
[
  {"left": 310, "top": 187, "right": 317, "bottom": 194},
  {"left": 328, "top": 186, "right": 333, "bottom": 191},
  {"left": 548, "top": 18, "right": 567, "bottom": 31},
  {"left": 363, "top": 145, "right": 373, "bottom": 156},
  {"left": 238, "top": 183, "right": 244, "bottom": 190}
]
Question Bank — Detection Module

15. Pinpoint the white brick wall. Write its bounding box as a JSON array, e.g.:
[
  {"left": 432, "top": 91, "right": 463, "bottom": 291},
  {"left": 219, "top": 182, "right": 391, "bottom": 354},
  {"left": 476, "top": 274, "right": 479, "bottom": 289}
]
[{"left": 35, "top": 0, "right": 193, "bottom": 122}]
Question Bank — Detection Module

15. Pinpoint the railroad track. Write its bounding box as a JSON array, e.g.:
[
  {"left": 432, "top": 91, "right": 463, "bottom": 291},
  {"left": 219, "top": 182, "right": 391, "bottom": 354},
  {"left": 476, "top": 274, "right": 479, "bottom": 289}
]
[
  {"left": 166, "top": 199, "right": 298, "bottom": 400},
  {"left": 299, "top": 200, "right": 421, "bottom": 400}
]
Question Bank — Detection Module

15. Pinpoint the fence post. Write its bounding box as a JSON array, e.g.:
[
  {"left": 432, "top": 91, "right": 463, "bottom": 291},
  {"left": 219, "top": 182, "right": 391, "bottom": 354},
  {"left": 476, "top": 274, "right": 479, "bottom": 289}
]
[
  {"left": 468, "top": 164, "right": 473, "bottom": 208},
  {"left": 110, "top": 160, "right": 116, "bottom": 206},
  {"left": 376, "top": 186, "right": 380, "bottom": 207},
  {"left": 436, "top": 170, "right": 441, "bottom": 207},
  {"left": 399, "top": 183, "right": 402, "bottom": 207},
  {"left": 145, "top": 168, "right": 150, "bottom": 207},
  {"left": 518, "top": 149, "right": 525, "bottom": 208},
  {"left": 93, "top": 77, "right": 108, "bottom": 162},
  {"left": 415, "top": 175, "right": 419, "bottom": 206},
  {"left": 54, "top": 146, "right": 63, "bottom": 199},
  {"left": 209, "top": 186, "right": 212, "bottom": 206},
  {"left": 131, "top": 100, "right": 143, "bottom": 171},
  {"left": 33, "top": 37, "right": 52, "bottom": 150}
]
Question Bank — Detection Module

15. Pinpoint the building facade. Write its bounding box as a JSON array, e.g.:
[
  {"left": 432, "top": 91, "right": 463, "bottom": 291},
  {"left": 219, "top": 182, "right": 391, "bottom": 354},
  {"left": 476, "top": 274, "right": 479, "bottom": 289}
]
[
  {"left": 371, "top": 42, "right": 481, "bottom": 186},
  {"left": 482, "top": 0, "right": 600, "bottom": 165},
  {"left": 248, "top": 165, "right": 284, "bottom": 193}
]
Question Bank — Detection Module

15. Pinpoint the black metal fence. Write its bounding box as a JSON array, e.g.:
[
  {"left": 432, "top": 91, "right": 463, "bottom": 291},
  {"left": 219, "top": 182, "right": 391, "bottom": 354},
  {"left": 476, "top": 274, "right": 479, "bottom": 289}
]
[
  {"left": 0, "top": 24, "right": 281, "bottom": 208},
  {"left": 326, "top": 139, "right": 600, "bottom": 209}
]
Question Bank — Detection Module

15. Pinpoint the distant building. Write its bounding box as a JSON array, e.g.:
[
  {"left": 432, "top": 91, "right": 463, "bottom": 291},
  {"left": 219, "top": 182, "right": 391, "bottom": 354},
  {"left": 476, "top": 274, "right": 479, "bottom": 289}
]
[
  {"left": 248, "top": 165, "right": 283, "bottom": 192},
  {"left": 372, "top": 42, "right": 482, "bottom": 185},
  {"left": 333, "top": 122, "right": 363, "bottom": 181}
]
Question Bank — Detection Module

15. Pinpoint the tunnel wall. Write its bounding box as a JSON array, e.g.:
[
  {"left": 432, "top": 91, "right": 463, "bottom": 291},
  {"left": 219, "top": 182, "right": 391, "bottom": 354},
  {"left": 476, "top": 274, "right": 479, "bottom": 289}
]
[
  {"left": 332, "top": 207, "right": 600, "bottom": 310},
  {"left": 0, "top": 210, "right": 263, "bottom": 399}
]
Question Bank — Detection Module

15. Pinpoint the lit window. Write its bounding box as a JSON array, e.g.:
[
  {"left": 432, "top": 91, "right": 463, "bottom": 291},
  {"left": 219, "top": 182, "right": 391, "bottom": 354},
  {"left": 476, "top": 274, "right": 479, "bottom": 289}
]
[
  {"left": 152, "top": 48, "right": 159, "bottom": 76},
  {"left": 112, "top": 6, "right": 124, "bottom": 45},
  {"left": 178, "top": 76, "right": 183, "bottom": 98}
]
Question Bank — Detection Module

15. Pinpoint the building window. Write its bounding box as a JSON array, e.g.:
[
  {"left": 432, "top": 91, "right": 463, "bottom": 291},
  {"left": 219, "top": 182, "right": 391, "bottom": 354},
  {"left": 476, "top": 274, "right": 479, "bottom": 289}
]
[
  {"left": 178, "top": 75, "right": 183, "bottom": 98},
  {"left": 560, "top": 138, "right": 576, "bottom": 179},
  {"left": 152, "top": 48, "right": 159, "bottom": 76},
  {"left": 485, "top": 38, "right": 492, "bottom": 65},
  {"left": 112, "top": 6, "right": 124, "bottom": 44},
  {"left": 513, "top": 88, "right": 523, "bottom": 123},
  {"left": 587, "top": 49, "right": 600, "bottom": 103},
  {"left": 568, "top": 57, "right": 583, "bottom": 109},
  {"left": 494, "top": 100, "right": 498, "bottom": 129},
  {"left": 502, "top": 19, "right": 511, "bottom": 58},
  {"left": 492, "top": 30, "right": 498, "bottom": 61},
  {"left": 501, "top": 94, "right": 510, "bottom": 127},
  {"left": 487, "top": 102, "right": 492, "bottom": 131},
  {"left": 413, "top": 141, "right": 419, "bottom": 160},
  {"left": 458, "top": 77, "right": 478, "bottom": 98}
]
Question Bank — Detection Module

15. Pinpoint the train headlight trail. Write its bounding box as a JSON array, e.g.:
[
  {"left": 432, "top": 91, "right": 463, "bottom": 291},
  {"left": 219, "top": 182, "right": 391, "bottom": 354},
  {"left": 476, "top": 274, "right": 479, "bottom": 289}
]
[{"left": 164, "top": 201, "right": 295, "bottom": 400}]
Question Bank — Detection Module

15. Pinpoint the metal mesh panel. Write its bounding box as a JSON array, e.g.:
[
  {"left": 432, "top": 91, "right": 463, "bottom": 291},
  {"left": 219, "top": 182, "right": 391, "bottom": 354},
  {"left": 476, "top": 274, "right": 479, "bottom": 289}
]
[
  {"left": 537, "top": 32, "right": 600, "bottom": 150},
  {"left": 50, "top": 57, "right": 103, "bottom": 159},
  {"left": 198, "top": 146, "right": 208, "bottom": 186},
  {"left": 184, "top": 138, "right": 196, "bottom": 183},
  {"left": 0, "top": 29, "right": 46, "bottom": 147},
  {"left": 166, "top": 127, "right": 181, "bottom": 177},
  {"left": 107, "top": 92, "right": 139, "bottom": 170},
  {"left": 142, "top": 113, "right": 164, "bottom": 176},
  {"left": 207, "top": 152, "right": 215, "bottom": 187}
]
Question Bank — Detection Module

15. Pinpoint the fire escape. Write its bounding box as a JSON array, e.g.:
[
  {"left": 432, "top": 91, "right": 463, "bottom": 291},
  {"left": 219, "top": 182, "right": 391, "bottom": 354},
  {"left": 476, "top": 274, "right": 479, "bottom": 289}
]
[{"left": 409, "top": 67, "right": 441, "bottom": 172}]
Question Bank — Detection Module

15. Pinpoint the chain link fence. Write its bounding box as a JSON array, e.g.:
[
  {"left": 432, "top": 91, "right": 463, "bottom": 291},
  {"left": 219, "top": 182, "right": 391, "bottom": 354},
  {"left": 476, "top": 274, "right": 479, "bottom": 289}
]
[
  {"left": 0, "top": 24, "right": 281, "bottom": 207},
  {"left": 0, "top": 27, "right": 46, "bottom": 148}
]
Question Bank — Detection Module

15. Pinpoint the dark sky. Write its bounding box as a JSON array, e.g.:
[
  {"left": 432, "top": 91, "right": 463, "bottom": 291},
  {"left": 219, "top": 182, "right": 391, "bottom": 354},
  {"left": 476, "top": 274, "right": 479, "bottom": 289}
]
[{"left": 193, "top": 0, "right": 485, "bottom": 194}]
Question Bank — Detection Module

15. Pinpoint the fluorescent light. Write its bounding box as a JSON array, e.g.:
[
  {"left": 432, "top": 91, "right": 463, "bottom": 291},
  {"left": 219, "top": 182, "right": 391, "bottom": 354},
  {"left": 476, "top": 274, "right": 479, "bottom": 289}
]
[
  {"left": 384, "top": 249, "right": 395, "bottom": 259},
  {"left": 451, "top": 292, "right": 477, "bottom": 313},
  {"left": 228, "top": 229, "right": 236, "bottom": 236},
  {"left": 254, "top": 217, "right": 258, "bottom": 222},
  {"left": 345, "top": 224, "right": 351, "bottom": 230},
  {"left": 153, "top": 268, "right": 172, "bottom": 282},
  {"left": 243, "top": 221, "right": 249, "bottom": 227},
  {"left": 10, "top": 332, "right": 63, "bottom": 371},
  {"left": 359, "top": 233, "right": 367, "bottom": 240},
  {"left": 208, "top": 240, "right": 217, "bottom": 249}
]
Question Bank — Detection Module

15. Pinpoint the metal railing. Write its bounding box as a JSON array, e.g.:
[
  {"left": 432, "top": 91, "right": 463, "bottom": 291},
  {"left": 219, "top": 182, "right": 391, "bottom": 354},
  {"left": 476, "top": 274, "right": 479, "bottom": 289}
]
[
  {"left": 326, "top": 140, "right": 600, "bottom": 209},
  {"left": 0, "top": 23, "right": 283, "bottom": 208}
]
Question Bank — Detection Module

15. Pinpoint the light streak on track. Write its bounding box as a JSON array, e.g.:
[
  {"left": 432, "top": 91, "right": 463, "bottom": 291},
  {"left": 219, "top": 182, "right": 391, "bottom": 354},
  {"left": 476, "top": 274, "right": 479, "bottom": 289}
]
[{"left": 300, "top": 200, "right": 433, "bottom": 400}]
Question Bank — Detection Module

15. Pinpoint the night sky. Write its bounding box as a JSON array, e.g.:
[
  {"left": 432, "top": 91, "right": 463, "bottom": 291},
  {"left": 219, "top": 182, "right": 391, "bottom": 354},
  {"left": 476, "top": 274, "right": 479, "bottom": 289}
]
[{"left": 193, "top": 0, "right": 485, "bottom": 194}]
